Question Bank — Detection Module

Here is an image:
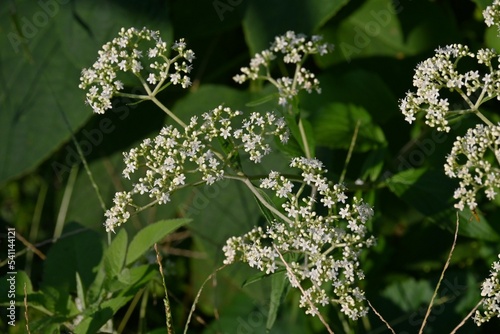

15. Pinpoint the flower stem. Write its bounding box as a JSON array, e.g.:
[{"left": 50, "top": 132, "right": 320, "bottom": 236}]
[
  {"left": 150, "top": 95, "right": 187, "bottom": 127},
  {"left": 418, "top": 212, "right": 460, "bottom": 334},
  {"left": 298, "top": 118, "right": 312, "bottom": 159},
  {"left": 450, "top": 299, "right": 483, "bottom": 333},
  {"left": 226, "top": 174, "right": 293, "bottom": 225}
]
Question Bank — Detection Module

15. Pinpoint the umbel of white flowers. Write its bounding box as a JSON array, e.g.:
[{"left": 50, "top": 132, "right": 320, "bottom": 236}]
[
  {"left": 80, "top": 27, "right": 375, "bottom": 321},
  {"left": 223, "top": 156, "right": 376, "bottom": 320},
  {"left": 401, "top": 0, "right": 500, "bottom": 326},
  {"left": 79, "top": 27, "right": 194, "bottom": 114}
]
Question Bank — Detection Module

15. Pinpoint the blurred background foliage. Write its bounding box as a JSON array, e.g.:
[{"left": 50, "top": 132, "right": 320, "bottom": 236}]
[{"left": 1, "top": 0, "right": 500, "bottom": 333}]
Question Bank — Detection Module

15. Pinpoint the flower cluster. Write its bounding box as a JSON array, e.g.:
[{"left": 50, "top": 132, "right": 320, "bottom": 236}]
[
  {"left": 399, "top": 44, "right": 500, "bottom": 132},
  {"left": 444, "top": 123, "right": 500, "bottom": 211},
  {"left": 233, "top": 31, "right": 334, "bottom": 105},
  {"left": 79, "top": 27, "right": 194, "bottom": 114},
  {"left": 484, "top": 0, "right": 500, "bottom": 29},
  {"left": 474, "top": 254, "right": 500, "bottom": 325},
  {"left": 223, "top": 157, "right": 375, "bottom": 320},
  {"left": 104, "top": 105, "right": 288, "bottom": 232}
]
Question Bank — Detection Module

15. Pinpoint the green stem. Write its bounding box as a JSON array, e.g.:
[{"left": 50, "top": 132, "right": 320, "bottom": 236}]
[
  {"left": 458, "top": 86, "right": 494, "bottom": 127},
  {"left": 150, "top": 95, "right": 187, "bottom": 127},
  {"left": 298, "top": 118, "right": 312, "bottom": 159},
  {"left": 154, "top": 244, "right": 175, "bottom": 334},
  {"left": 475, "top": 110, "right": 494, "bottom": 127},
  {"left": 226, "top": 174, "right": 293, "bottom": 225},
  {"left": 115, "top": 92, "right": 150, "bottom": 100},
  {"left": 54, "top": 166, "right": 78, "bottom": 242},
  {"left": 418, "top": 213, "right": 460, "bottom": 334},
  {"left": 450, "top": 299, "right": 483, "bottom": 334},
  {"left": 339, "top": 120, "right": 361, "bottom": 184}
]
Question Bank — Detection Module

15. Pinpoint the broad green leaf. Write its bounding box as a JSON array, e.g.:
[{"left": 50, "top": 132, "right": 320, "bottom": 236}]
[
  {"left": 473, "top": 0, "right": 494, "bottom": 10},
  {"left": 318, "top": 0, "right": 461, "bottom": 65},
  {"left": 75, "top": 264, "right": 156, "bottom": 334},
  {"left": 283, "top": 112, "right": 316, "bottom": 159},
  {"left": 381, "top": 277, "right": 433, "bottom": 312},
  {"left": 455, "top": 209, "right": 499, "bottom": 241},
  {"left": 360, "top": 147, "right": 387, "bottom": 182},
  {"left": 485, "top": 25, "right": 500, "bottom": 50},
  {"left": 64, "top": 108, "right": 168, "bottom": 230},
  {"left": 302, "top": 69, "right": 399, "bottom": 125},
  {"left": 42, "top": 223, "right": 103, "bottom": 291},
  {"left": 386, "top": 168, "right": 455, "bottom": 215},
  {"left": 0, "top": 0, "right": 173, "bottom": 185},
  {"left": 201, "top": 293, "right": 268, "bottom": 334},
  {"left": 245, "top": 93, "right": 278, "bottom": 107},
  {"left": 386, "top": 168, "right": 427, "bottom": 197},
  {"left": 126, "top": 218, "right": 190, "bottom": 265},
  {"left": 267, "top": 271, "right": 288, "bottom": 331},
  {"left": 242, "top": 0, "right": 349, "bottom": 55},
  {"left": 387, "top": 168, "right": 500, "bottom": 240},
  {"left": 188, "top": 181, "right": 269, "bottom": 315},
  {"left": 254, "top": 188, "right": 279, "bottom": 225},
  {"left": 103, "top": 228, "right": 128, "bottom": 279},
  {"left": 310, "top": 103, "right": 386, "bottom": 152}
]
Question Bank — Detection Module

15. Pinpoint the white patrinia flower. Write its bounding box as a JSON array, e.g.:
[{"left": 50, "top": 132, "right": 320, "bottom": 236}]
[
  {"left": 474, "top": 254, "right": 500, "bottom": 325},
  {"left": 104, "top": 106, "right": 288, "bottom": 232},
  {"left": 223, "top": 156, "right": 375, "bottom": 320},
  {"left": 79, "top": 27, "right": 195, "bottom": 114},
  {"left": 233, "top": 31, "right": 333, "bottom": 106}
]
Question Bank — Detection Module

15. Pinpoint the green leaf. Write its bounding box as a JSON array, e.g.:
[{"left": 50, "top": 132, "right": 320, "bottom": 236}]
[
  {"left": 310, "top": 103, "right": 386, "bottom": 152},
  {"left": 242, "top": 0, "right": 349, "bottom": 55},
  {"left": 381, "top": 277, "right": 433, "bottom": 312},
  {"left": 253, "top": 188, "right": 279, "bottom": 224},
  {"left": 267, "top": 271, "right": 288, "bottom": 331},
  {"left": 485, "top": 25, "right": 500, "bottom": 51},
  {"left": 104, "top": 228, "right": 128, "bottom": 279},
  {"left": 472, "top": 0, "right": 493, "bottom": 10},
  {"left": 302, "top": 69, "right": 399, "bottom": 124},
  {"left": 455, "top": 209, "right": 499, "bottom": 241},
  {"left": 246, "top": 94, "right": 278, "bottom": 107},
  {"left": 0, "top": 0, "right": 173, "bottom": 185},
  {"left": 386, "top": 168, "right": 500, "bottom": 240},
  {"left": 75, "top": 264, "right": 156, "bottom": 334},
  {"left": 42, "top": 223, "right": 103, "bottom": 292},
  {"left": 386, "top": 168, "right": 455, "bottom": 216},
  {"left": 126, "top": 218, "right": 190, "bottom": 265},
  {"left": 318, "top": 0, "right": 461, "bottom": 65},
  {"left": 360, "top": 147, "right": 387, "bottom": 182}
]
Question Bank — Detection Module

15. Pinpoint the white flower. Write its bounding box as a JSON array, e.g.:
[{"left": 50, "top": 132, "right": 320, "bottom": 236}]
[
  {"left": 79, "top": 27, "right": 195, "bottom": 114},
  {"left": 224, "top": 156, "right": 374, "bottom": 321},
  {"left": 474, "top": 254, "right": 500, "bottom": 325},
  {"left": 444, "top": 123, "right": 500, "bottom": 211},
  {"left": 233, "top": 31, "right": 333, "bottom": 106}
]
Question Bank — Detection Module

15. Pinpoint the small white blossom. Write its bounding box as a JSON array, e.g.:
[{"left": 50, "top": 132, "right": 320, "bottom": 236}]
[
  {"left": 444, "top": 123, "right": 500, "bottom": 211},
  {"left": 233, "top": 31, "right": 333, "bottom": 106},
  {"left": 474, "top": 254, "right": 500, "bottom": 325},
  {"left": 104, "top": 106, "right": 287, "bottom": 232},
  {"left": 399, "top": 44, "right": 500, "bottom": 132},
  {"left": 79, "top": 27, "right": 195, "bottom": 114},
  {"left": 224, "top": 156, "right": 375, "bottom": 320},
  {"left": 483, "top": 1, "right": 500, "bottom": 29}
]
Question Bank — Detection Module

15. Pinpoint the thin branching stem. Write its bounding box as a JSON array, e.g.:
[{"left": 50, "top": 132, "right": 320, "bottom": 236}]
[
  {"left": 418, "top": 212, "right": 460, "bottom": 334},
  {"left": 184, "top": 265, "right": 227, "bottom": 334},
  {"left": 367, "top": 299, "right": 396, "bottom": 334},
  {"left": 274, "top": 245, "right": 335, "bottom": 334},
  {"left": 450, "top": 299, "right": 484, "bottom": 333},
  {"left": 155, "top": 243, "right": 175, "bottom": 334},
  {"left": 339, "top": 120, "right": 361, "bottom": 185}
]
